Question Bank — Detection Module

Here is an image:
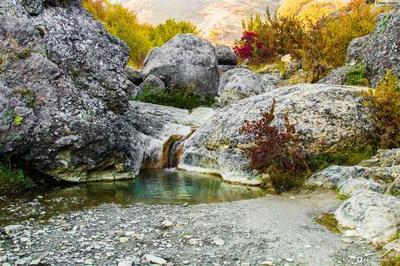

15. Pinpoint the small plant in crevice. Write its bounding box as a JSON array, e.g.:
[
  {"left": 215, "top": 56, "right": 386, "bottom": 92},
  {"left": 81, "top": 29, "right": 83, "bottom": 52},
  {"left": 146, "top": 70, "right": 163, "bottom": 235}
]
[
  {"left": 131, "top": 85, "right": 215, "bottom": 110},
  {"left": 239, "top": 99, "right": 309, "bottom": 193},
  {"left": 362, "top": 70, "right": 400, "bottom": 149},
  {"left": 0, "top": 156, "right": 35, "bottom": 195},
  {"left": 345, "top": 63, "right": 370, "bottom": 86}
]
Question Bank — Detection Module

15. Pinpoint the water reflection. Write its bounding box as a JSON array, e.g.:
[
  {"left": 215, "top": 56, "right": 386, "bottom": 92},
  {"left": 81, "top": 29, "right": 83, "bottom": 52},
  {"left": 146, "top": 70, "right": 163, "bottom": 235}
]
[
  {"left": 47, "top": 169, "right": 266, "bottom": 205},
  {"left": 0, "top": 169, "right": 266, "bottom": 226}
]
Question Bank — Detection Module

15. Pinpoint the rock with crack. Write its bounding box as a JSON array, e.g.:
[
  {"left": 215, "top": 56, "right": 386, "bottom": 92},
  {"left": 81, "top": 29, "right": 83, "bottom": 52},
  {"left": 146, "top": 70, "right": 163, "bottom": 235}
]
[
  {"left": 142, "top": 34, "right": 220, "bottom": 99},
  {"left": 179, "top": 84, "right": 372, "bottom": 185}
]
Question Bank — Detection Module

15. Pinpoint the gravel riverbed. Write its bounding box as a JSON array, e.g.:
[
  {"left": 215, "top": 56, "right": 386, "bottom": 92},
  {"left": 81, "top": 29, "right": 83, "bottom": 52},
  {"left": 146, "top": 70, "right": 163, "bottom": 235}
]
[{"left": 0, "top": 190, "right": 379, "bottom": 266}]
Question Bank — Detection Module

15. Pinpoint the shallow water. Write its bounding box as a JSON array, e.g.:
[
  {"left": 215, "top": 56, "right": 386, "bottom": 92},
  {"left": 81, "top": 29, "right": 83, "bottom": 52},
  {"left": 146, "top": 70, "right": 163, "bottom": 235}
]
[{"left": 0, "top": 169, "right": 266, "bottom": 226}]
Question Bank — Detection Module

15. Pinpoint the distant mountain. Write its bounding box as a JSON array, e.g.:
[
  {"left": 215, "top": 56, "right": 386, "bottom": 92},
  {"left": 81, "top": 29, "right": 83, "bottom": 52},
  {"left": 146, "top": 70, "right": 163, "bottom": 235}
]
[{"left": 120, "top": 0, "right": 280, "bottom": 45}]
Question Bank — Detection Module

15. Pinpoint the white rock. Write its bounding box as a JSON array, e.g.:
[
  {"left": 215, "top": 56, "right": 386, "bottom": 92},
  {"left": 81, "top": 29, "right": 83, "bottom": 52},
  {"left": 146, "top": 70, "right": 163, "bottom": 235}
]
[
  {"left": 4, "top": 225, "right": 25, "bottom": 236},
  {"left": 118, "top": 260, "right": 133, "bottom": 266},
  {"left": 161, "top": 220, "right": 173, "bottom": 228},
  {"left": 119, "top": 237, "right": 129, "bottom": 243},
  {"left": 145, "top": 254, "right": 167, "bottom": 265},
  {"left": 213, "top": 238, "right": 225, "bottom": 246}
]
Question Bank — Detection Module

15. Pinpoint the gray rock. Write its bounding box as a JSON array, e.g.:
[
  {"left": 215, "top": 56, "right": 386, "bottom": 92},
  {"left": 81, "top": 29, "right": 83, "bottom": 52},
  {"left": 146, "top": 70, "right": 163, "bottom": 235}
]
[
  {"left": 20, "top": 0, "right": 43, "bottom": 15},
  {"left": 138, "top": 75, "right": 166, "bottom": 96},
  {"left": 307, "top": 149, "right": 400, "bottom": 196},
  {"left": 142, "top": 34, "right": 219, "bottom": 99},
  {"left": 124, "top": 66, "right": 144, "bottom": 85},
  {"left": 362, "top": 11, "right": 400, "bottom": 87},
  {"left": 217, "top": 68, "right": 276, "bottom": 106},
  {"left": 30, "top": 0, "right": 132, "bottom": 113},
  {"left": 143, "top": 47, "right": 160, "bottom": 66},
  {"left": 317, "top": 65, "right": 359, "bottom": 85},
  {"left": 338, "top": 178, "right": 386, "bottom": 195},
  {"left": 346, "top": 35, "right": 369, "bottom": 65},
  {"left": 0, "top": 22, "right": 145, "bottom": 182},
  {"left": 118, "top": 260, "right": 133, "bottom": 266},
  {"left": 359, "top": 148, "right": 400, "bottom": 167},
  {"left": 215, "top": 45, "right": 237, "bottom": 65},
  {"left": 179, "top": 84, "right": 372, "bottom": 185},
  {"left": 4, "top": 225, "right": 25, "bottom": 236},
  {"left": 145, "top": 254, "right": 166, "bottom": 265},
  {"left": 218, "top": 65, "right": 237, "bottom": 75},
  {"left": 335, "top": 190, "right": 400, "bottom": 245},
  {"left": 382, "top": 239, "right": 400, "bottom": 262}
]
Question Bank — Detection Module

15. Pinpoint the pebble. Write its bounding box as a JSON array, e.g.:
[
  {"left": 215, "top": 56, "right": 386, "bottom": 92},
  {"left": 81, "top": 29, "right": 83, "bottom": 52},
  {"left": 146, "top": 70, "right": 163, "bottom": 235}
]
[
  {"left": 213, "top": 238, "right": 225, "bottom": 246},
  {"left": 161, "top": 221, "right": 173, "bottom": 228},
  {"left": 119, "top": 237, "right": 129, "bottom": 243},
  {"left": 118, "top": 260, "right": 133, "bottom": 266},
  {"left": 145, "top": 254, "right": 167, "bottom": 265}
]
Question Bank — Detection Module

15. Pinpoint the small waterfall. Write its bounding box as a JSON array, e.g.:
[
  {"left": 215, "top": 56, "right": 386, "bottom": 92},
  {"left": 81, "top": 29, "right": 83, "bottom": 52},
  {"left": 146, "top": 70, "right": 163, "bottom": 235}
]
[{"left": 167, "top": 139, "right": 183, "bottom": 168}]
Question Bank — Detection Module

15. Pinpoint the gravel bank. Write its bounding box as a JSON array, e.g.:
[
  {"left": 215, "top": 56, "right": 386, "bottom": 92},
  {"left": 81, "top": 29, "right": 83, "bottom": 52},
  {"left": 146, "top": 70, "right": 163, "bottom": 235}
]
[{"left": 0, "top": 191, "right": 379, "bottom": 266}]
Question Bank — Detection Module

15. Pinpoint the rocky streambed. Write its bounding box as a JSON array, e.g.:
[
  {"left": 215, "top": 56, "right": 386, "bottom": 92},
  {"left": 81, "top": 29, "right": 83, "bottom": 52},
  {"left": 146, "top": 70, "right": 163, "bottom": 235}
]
[{"left": 0, "top": 190, "right": 382, "bottom": 266}]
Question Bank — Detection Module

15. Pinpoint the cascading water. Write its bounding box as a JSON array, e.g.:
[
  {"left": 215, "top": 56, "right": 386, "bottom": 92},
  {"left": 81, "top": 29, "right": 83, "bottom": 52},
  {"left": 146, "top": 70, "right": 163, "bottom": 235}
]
[{"left": 167, "top": 139, "right": 183, "bottom": 168}]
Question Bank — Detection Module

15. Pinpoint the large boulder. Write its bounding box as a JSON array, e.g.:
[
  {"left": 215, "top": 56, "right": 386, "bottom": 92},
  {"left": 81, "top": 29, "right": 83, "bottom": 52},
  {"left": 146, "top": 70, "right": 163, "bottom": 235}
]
[
  {"left": 142, "top": 34, "right": 220, "bottom": 99},
  {"left": 0, "top": 26, "right": 145, "bottom": 182},
  {"left": 217, "top": 68, "right": 276, "bottom": 106},
  {"left": 215, "top": 45, "right": 237, "bottom": 65},
  {"left": 335, "top": 190, "right": 400, "bottom": 245},
  {"left": 178, "top": 84, "right": 373, "bottom": 185},
  {"left": 1, "top": 0, "right": 134, "bottom": 114}
]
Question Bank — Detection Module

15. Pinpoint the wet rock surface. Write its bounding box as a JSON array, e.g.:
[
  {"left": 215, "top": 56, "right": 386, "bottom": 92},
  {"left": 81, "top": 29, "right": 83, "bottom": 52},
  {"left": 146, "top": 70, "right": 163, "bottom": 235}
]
[{"left": 0, "top": 191, "right": 381, "bottom": 265}]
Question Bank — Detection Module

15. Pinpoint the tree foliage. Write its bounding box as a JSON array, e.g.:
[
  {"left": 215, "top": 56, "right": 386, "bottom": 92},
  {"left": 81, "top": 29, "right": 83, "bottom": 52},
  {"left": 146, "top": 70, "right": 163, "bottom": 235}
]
[
  {"left": 83, "top": 0, "right": 198, "bottom": 67},
  {"left": 363, "top": 70, "right": 400, "bottom": 148},
  {"left": 237, "top": 0, "right": 389, "bottom": 82}
]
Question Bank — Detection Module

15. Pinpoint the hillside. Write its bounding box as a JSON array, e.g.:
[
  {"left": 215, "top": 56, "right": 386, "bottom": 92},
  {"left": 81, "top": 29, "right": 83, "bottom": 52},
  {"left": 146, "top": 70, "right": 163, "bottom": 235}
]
[{"left": 121, "top": 0, "right": 280, "bottom": 45}]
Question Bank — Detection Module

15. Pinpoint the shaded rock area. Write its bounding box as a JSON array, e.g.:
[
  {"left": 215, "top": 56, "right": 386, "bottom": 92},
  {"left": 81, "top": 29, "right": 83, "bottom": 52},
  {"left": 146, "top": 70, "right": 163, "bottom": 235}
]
[
  {"left": 179, "top": 84, "right": 372, "bottom": 185},
  {"left": 321, "top": 10, "right": 400, "bottom": 87},
  {"left": 0, "top": 191, "right": 381, "bottom": 265},
  {"left": 215, "top": 45, "right": 237, "bottom": 65},
  {"left": 142, "top": 34, "right": 220, "bottom": 99},
  {"left": 217, "top": 68, "right": 276, "bottom": 106},
  {"left": 317, "top": 65, "right": 359, "bottom": 85}
]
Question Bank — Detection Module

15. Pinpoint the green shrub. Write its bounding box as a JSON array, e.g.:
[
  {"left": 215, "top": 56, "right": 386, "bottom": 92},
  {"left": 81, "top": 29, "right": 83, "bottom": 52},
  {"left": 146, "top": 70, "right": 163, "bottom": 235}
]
[
  {"left": 131, "top": 85, "right": 215, "bottom": 110},
  {"left": 362, "top": 70, "right": 400, "bottom": 149},
  {"left": 0, "top": 156, "right": 35, "bottom": 195},
  {"left": 346, "top": 64, "right": 370, "bottom": 86},
  {"left": 306, "top": 142, "right": 375, "bottom": 173}
]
